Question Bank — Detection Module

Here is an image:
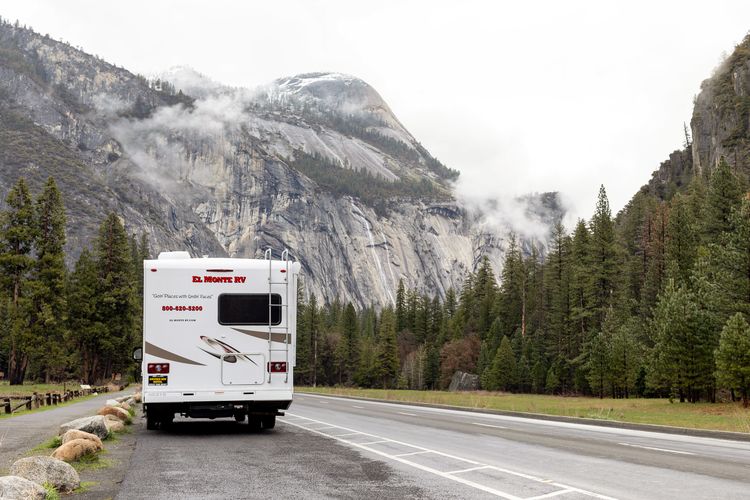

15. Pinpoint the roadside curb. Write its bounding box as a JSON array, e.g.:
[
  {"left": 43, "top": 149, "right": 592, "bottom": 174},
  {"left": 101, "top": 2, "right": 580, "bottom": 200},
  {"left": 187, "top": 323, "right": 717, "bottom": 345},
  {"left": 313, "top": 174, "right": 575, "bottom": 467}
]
[{"left": 297, "top": 391, "right": 750, "bottom": 442}]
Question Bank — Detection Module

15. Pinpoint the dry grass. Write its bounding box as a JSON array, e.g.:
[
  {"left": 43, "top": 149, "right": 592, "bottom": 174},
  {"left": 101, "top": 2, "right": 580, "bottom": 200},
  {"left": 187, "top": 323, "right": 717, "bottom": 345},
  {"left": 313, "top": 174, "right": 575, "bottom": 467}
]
[{"left": 298, "top": 387, "right": 750, "bottom": 433}]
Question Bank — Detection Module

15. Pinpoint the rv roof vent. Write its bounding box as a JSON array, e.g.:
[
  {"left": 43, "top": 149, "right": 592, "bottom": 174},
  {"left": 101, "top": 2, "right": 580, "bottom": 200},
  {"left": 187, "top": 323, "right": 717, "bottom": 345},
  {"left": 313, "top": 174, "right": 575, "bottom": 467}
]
[{"left": 158, "top": 251, "right": 192, "bottom": 260}]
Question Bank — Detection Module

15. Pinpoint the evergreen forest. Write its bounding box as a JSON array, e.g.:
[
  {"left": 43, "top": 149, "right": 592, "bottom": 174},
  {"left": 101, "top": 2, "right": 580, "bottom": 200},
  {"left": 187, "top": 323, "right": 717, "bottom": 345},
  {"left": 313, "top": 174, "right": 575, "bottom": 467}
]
[
  {"left": 0, "top": 177, "right": 148, "bottom": 385},
  {"left": 294, "top": 158, "right": 750, "bottom": 406}
]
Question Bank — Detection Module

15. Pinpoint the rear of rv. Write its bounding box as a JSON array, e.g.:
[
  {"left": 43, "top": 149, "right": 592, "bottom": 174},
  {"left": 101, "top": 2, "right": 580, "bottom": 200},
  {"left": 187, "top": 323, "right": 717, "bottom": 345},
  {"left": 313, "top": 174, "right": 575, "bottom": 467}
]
[{"left": 141, "top": 251, "right": 300, "bottom": 430}]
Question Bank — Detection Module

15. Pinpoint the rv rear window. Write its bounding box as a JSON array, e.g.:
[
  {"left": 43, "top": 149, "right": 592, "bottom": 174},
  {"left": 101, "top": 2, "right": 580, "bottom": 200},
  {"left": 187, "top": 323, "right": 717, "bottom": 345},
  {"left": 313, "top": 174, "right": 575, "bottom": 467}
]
[{"left": 218, "top": 294, "right": 282, "bottom": 325}]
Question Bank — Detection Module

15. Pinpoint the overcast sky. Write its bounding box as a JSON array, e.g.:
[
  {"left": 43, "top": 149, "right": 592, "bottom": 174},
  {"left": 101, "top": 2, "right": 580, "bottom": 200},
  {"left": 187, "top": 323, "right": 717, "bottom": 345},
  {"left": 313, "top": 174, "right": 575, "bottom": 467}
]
[{"left": 3, "top": 1, "right": 750, "bottom": 220}]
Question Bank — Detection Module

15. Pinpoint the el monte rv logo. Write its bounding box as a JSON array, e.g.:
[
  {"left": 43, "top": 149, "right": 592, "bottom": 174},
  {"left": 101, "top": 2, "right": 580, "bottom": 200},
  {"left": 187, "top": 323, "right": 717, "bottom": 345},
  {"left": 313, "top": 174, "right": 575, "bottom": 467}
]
[{"left": 192, "top": 276, "right": 247, "bottom": 284}]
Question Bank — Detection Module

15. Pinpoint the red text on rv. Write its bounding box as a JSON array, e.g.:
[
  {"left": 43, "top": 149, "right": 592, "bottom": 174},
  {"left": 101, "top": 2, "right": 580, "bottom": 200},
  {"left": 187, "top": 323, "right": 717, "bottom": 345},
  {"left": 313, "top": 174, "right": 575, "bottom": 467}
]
[{"left": 192, "top": 275, "right": 247, "bottom": 283}]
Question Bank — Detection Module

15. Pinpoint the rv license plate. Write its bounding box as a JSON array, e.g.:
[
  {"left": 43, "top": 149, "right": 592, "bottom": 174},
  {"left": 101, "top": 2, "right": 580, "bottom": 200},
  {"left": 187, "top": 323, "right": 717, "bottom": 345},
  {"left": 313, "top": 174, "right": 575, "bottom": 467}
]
[{"left": 148, "top": 375, "right": 168, "bottom": 386}]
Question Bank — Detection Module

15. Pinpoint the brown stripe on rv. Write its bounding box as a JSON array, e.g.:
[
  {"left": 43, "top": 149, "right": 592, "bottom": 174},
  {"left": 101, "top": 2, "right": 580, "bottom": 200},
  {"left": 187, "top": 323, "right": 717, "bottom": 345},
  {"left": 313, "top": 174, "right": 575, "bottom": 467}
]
[
  {"left": 145, "top": 342, "right": 206, "bottom": 366},
  {"left": 232, "top": 328, "right": 290, "bottom": 343}
]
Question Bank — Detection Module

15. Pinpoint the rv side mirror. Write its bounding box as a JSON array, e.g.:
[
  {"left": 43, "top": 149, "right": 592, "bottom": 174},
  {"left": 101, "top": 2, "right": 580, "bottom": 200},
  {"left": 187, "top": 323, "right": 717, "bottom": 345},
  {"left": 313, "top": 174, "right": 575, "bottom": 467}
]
[{"left": 133, "top": 347, "right": 143, "bottom": 362}]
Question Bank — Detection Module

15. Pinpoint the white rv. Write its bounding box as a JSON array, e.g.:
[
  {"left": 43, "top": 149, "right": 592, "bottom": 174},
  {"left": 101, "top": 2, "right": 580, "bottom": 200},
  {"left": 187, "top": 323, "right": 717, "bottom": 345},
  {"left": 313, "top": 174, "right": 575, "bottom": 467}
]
[{"left": 139, "top": 250, "right": 300, "bottom": 430}]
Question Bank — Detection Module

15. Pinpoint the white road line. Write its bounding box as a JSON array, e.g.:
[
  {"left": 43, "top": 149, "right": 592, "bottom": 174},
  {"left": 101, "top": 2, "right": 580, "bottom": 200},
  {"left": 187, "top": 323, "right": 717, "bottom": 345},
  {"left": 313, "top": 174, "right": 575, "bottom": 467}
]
[
  {"left": 527, "top": 489, "right": 574, "bottom": 499},
  {"left": 352, "top": 405, "right": 365, "bottom": 409},
  {"left": 472, "top": 422, "right": 508, "bottom": 430},
  {"left": 332, "top": 432, "right": 363, "bottom": 437},
  {"left": 398, "top": 412, "right": 418, "bottom": 416},
  {"left": 617, "top": 442, "right": 695, "bottom": 455},
  {"left": 283, "top": 413, "right": 616, "bottom": 500},
  {"left": 319, "top": 401, "right": 329, "bottom": 404},
  {"left": 446, "top": 465, "right": 492, "bottom": 475},
  {"left": 394, "top": 450, "right": 432, "bottom": 457},
  {"left": 360, "top": 440, "right": 392, "bottom": 445}
]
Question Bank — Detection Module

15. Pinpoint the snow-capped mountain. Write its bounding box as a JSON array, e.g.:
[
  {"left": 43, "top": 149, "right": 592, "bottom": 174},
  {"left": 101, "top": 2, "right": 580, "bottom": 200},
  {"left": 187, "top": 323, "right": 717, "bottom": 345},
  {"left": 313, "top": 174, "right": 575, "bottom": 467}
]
[{"left": 0, "top": 21, "right": 561, "bottom": 306}]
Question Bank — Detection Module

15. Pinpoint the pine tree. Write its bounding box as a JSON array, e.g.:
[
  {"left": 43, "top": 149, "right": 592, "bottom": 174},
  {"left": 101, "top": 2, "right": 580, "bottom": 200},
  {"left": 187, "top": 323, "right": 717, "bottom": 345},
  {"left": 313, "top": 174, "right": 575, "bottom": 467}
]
[
  {"left": 665, "top": 194, "right": 697, "bottom": 286},
  {"left": 396, "top": 278, "right": 406, "bottom": 332},
  {"left": 342, "top": 302, "right": 359, "bottom": 383},
  {"left": 30, "top": 177, "right": 68, "bottom": 381},
  {"left": 354, "top": 335, "right": 378, "bottom": 387},
  {"left": 497, "top": 234, "right": 524, "bottom": 338},
  {"left": 701, "top": 157, "right": 742, "bottom": 242},
  {"left": 422, "top": 342, "right": 440, "bottom": 389},
  {"left": 589, "top": 185, "right": 618, "bottom": 330},
  {"left": 488, "top": 335, "right": 516, "bottom": 391},
  {"left": 641, "top": 203, "right": 668, "bottom": 316},
  {"left": 531, "top": 359, "right": 547, "bottom": 394},
  {"left": 724, "top": 199, "right": 750, "bottom": 318},
  {"left": 474, "top": 256, "right": 497, "bottom": 337},
  {"left": 544, "top": 220, "right": 571, "bottom": 359},
  {"left": 0, "top": 178, "right": 36, "bottom": 384},
  {"left": 715, "top": 313, "right": 750, "bottom": 407},
  {"left": 584, "top": 330, "right": 610, "bottom": 398},
  {"left": 569, "top": 219, "right": 592, "bottom": 345},
  {"left": 306, "top": 294, "right": 322, "bottom": 386},
  {"left": 294, "top": 283, "right": 311, "bottom": 385},
  {"left": 67, "top": 249, "right": 106, "bottom": 383},
  {"left": 649, "top": 280, "right": 713, "bottom": 402},
  {"left": 94, "top": 213, "right": 136, "bottom": 380},
  {"left": 608, "top": 318, "right": 643, "bottom": 398},
  {"left": 376, "top": 307, "right": 399, "bottom": 388}
]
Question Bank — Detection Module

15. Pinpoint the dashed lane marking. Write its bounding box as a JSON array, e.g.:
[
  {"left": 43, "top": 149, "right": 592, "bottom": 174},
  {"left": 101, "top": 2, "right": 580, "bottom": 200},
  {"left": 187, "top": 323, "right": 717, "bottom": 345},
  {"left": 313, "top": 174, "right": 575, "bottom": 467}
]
[
  {"left": 446, "top": 465, "right": 493, "bottom": 475},
  {"left": 283, "top": 412, "right": 616, "bottom": 500},
  {"left": 394, "top": 450, "right": 432, "bottom": 457},
  {"left": 398, "top": 412, "right": 418, "bottom": 416},
  {"left": 352, "top": 405, "right": 365, "bottom": 409},
  {"left": 617, "top": 442, "right": 695, "bottom": 455},
  {"left": 527, "top": 490, "right": 576, "bottom": 499},
  {"left": 473, "top": 422, "right": 509, "bottom": 430}
]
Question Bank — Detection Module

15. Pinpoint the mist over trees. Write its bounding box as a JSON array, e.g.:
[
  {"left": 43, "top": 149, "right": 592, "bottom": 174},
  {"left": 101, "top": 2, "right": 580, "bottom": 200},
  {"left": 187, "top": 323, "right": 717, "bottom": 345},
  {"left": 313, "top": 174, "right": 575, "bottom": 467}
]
[
  {"left": 295, "top": 158, "right": 750, "bottom": 404},
  {"left": 0, "top": 176, "right": 148, "bottom": 385}
]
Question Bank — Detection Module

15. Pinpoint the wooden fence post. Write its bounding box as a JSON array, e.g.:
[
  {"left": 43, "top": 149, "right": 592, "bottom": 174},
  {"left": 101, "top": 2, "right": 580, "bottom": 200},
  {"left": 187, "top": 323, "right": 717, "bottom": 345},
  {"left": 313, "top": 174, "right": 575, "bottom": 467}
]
[
  {"left": 25, "top": 396, "right": 32, "bottom": 410},
  {"left": 3, "top": 398, "right": 10, "bottom": 414}
]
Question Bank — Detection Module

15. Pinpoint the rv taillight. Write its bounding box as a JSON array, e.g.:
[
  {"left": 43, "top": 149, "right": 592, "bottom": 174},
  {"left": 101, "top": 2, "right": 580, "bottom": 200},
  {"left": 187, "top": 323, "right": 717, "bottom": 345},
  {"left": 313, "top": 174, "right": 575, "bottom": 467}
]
[
  {"left": 147, "top": 363, "right": 170, "bottom": 374},
  {"left": 280, "top": 269, "right": 287, "bottom": 273},
  {"left": 267, "top": 362, "right": 287, "bottom": 373},
  {"left": 150, "top": 268, "right": 157, "bottom": 272}
]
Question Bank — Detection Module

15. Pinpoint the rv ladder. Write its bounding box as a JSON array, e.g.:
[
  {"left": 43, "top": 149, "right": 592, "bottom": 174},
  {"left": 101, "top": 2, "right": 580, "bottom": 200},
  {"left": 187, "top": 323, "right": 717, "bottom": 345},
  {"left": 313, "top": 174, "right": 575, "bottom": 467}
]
[{"left": 265, "top": 248, "right": 291, "bottom": 383}]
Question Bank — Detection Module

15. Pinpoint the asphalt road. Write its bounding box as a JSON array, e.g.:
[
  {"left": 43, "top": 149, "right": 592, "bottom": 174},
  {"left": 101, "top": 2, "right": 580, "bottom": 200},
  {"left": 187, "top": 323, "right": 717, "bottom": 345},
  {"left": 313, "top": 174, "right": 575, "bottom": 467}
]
[{"left": 117, "top": 394, "right": 750, "bottom": 499}]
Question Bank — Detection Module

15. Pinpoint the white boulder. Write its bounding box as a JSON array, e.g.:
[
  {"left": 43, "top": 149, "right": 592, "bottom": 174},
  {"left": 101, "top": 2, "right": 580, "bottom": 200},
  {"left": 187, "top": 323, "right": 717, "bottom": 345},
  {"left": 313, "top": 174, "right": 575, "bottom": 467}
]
[
  {"left": 10, "top": 456, "right": 80, "bottom": 492},
  {"left": 59, "top": 415, "right": 109, "bottom": 439},
  {"left": 0, "top": 476, "right": 46, "bottom": 499}
]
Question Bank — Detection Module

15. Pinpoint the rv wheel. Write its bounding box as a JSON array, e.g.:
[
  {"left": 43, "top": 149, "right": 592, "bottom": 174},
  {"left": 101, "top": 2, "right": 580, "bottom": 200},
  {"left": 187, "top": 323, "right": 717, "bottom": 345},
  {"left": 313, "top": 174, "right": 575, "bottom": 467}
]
[
  {"left": 261, "top": 415, "right": 276, "bottom": 429},
  {"left": 234, "top": 412, "right": 246, "bottom": 423},
  {"left": 146, "top": 413, "right": 158, "bottom": 430},
  {"left": 247, "top": 417, "right": 262, "bottom": 432}
]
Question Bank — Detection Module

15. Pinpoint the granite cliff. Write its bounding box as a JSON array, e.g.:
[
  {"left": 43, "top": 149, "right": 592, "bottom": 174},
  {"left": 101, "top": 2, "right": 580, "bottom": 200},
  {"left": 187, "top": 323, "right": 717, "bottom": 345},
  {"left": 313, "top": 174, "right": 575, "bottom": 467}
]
[{"left": 0, "top": 20, "right": 560, "bottom": 307}]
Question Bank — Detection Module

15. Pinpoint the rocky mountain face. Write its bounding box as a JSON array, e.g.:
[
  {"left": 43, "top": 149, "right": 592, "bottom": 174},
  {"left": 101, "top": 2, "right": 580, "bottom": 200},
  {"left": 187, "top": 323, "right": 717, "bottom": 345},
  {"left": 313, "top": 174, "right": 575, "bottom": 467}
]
[
  {"left": 692, "top": 36, "right": 750, "bottom": 178},
  {"left": 641, "top": 35, "right": 750, "bottom": 202},
  {"left": 0, "top": 21, "right": 560, "bottom": 307}
]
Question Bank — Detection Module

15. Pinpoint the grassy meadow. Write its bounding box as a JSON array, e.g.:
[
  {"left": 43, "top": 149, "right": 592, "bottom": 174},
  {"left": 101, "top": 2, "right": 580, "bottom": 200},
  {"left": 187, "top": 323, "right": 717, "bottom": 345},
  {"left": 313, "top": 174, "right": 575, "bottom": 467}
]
[{"left": 297, "top": 387, "right": 750, "bottom": 433}]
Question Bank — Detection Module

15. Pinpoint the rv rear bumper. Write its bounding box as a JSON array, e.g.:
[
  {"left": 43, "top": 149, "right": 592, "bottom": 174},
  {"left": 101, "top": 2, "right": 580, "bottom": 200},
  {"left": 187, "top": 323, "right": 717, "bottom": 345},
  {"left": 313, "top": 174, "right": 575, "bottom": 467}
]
[
  {"left": 145, "top": 399, "right": 292, "bottom": 419},
  {"left": 143, "top": 389, "right": 293, "bottom": 405}
]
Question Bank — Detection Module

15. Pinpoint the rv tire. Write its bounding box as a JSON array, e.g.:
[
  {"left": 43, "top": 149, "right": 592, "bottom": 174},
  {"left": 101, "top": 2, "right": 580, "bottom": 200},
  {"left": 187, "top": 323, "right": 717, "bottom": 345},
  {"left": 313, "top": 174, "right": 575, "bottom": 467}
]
[
  {"left": 146, "top": 412, "right": 158, "bottom": 430},
  {"left": 234, "top": 412, "right": 246, "bottom": 423},
  {"left": 247, "top": 417, "right": 262, "bottom": 432},
  {"left": 261, "top": 415, "right": 276, "bottom": 429}
]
